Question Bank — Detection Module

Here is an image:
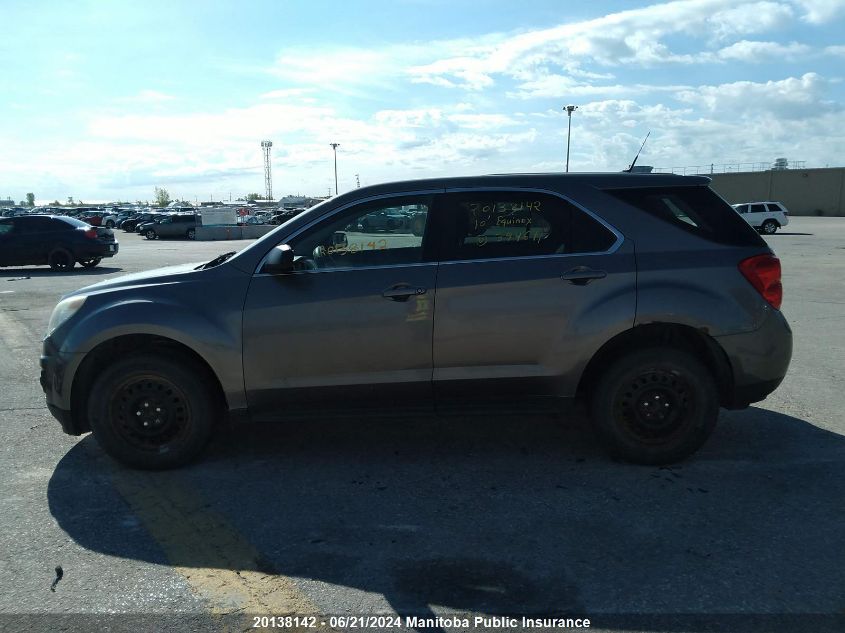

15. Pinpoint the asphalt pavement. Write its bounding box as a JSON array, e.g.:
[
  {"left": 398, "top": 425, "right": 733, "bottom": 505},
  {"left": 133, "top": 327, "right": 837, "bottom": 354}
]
[{"left": 0, "top": 220, "right": 843, "bottom": 632}]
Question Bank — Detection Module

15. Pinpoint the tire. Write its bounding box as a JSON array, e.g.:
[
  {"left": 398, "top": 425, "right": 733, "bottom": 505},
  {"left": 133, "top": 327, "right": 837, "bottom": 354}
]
[
  {"left": 186, "top": 228, "right": 196, "bottom": 240},
  {"left": 48, "top": 248, "right": 75, "bottom": 271},
  {"left": 589, "top": 348, "right": 719, "bottom": 465},
  {"left": 105, "top": 220, "right": 115, "bottom": 229},
  {"left": 80, "top": 257, "right": 102, "bottom": 268},
  {"left": 762, "top": 220, "right": 778, "bottom": 235},
  {"left": 87, "top": 354, "right": 220, "bottom": 469},
  {"left": 361, "top": 220, "right": 371, "bottom": 232},
  {"left": 145, "top": 229, "right": 157, "bottom": 240}
]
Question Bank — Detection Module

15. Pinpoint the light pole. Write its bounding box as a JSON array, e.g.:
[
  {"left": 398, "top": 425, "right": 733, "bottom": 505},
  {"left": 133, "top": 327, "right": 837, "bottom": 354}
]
[
  {"left": 330, "top": 143, "right": 340, "bottom": 195},
  {"left": 563, "top": 104, "right": 578, "bottom": 172}
]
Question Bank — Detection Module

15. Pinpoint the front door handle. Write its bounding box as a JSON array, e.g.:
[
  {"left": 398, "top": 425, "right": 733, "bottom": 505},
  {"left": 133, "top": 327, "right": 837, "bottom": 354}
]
[
  {"left": 562, "top": 266, "right": 607, "bottom": 285},
  {"left": 382, "top": 284, "right": 426, "bottom": 301}
]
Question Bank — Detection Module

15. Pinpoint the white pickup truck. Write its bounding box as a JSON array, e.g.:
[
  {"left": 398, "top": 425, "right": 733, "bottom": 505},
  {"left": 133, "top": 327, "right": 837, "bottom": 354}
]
[{"left": 731, "top": 201, "right": 790, "bottom": 234}]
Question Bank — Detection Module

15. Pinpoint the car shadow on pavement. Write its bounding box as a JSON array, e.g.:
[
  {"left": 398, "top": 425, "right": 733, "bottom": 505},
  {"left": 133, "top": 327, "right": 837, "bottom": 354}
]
[
  {"left": 48, "top": 407, "right": 845, "bottom": 631},
  {"left": 1, "top": 266, "right": 121, "bottom": 278},
  {"left": 767, "top": 232, "right": 814, "bottom": 236}
]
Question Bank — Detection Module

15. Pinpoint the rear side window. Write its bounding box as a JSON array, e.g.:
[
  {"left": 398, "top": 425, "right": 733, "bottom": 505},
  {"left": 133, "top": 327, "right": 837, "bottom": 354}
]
[
  {"left": 749, "top": 204, "right": 766, "bottom": 214},
  {"left": 438, "top": 191, "right": 569, "bottom": 260},
  {"left": 438, "top": 191, "right": 619, "bottom": 261},
  {"left": 606, "top": 186, "right": 766, "bottom": 247},
  {"left": 15, "top": 217, "right": 59, "bottom": 233}
]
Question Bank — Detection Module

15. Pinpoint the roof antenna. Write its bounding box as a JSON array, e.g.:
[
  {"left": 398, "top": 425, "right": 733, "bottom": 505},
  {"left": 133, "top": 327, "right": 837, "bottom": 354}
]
[{"left": 626, "top": 132, "right": 650, "bottom": 172}]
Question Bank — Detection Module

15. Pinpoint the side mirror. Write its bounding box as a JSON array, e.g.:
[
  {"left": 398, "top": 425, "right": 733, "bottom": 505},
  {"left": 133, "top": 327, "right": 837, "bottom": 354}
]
[{"left": 264, "top": 244, "right": 295, "bottom": 274}]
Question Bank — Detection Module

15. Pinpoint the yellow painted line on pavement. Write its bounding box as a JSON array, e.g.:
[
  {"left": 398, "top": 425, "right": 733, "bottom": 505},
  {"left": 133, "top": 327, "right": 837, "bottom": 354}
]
[{"left": 109, "top": 468, "right": 325, "bottom": 619}]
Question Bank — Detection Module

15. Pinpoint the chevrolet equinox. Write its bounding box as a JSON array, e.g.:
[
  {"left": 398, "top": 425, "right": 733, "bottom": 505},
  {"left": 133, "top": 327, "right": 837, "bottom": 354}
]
[{"left": 41, "top": 174, "right": 792, "bottom": 469}]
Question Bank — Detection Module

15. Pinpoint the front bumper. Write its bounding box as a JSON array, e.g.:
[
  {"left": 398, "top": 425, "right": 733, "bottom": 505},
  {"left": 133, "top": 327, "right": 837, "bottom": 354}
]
[{"left": 41, "top": 339, "right": 89, "bottom": 436}]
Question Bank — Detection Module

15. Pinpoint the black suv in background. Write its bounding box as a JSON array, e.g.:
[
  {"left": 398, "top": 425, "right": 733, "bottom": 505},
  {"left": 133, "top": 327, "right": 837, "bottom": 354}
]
[
  {"left": 41, "top": 173, "right": 791, "bottom": 469},
  {"left": 0, "top": 215, "right": 118, "bottom": 270}
]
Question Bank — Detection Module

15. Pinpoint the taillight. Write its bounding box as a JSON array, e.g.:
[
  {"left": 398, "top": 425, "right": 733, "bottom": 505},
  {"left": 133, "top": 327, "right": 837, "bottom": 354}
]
[
  {"left": 739, "top": 254, "right": 782, "bottom": 310},
  {"left": 83, "top": 228, "right": 97, "bottom": 239}
]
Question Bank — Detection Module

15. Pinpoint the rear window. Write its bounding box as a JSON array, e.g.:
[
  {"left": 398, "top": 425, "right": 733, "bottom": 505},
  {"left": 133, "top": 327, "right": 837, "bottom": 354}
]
[
  {"left": 606, "top": 186, "right": 766, "bottom": 247},
  {"left": 54, "top": 216, "right": 90, "bottom": 229}
]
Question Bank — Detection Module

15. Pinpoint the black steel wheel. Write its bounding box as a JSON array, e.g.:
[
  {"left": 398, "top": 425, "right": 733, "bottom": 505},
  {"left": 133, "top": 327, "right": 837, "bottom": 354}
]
[
  {"left": 48, "top": 248, "right": 75, "bottom": 271},
  {"left": 590, "top": 348, "right": 718, "bottom": 465},
  {"left": 88, "top": 354, "right": 220, "bottom": 469},
  {"left": 80, "top": 257, "right": 102, "bottom": 268}
]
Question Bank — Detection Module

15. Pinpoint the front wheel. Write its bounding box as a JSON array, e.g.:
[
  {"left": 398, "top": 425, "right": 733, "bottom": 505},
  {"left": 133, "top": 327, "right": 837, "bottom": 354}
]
[
  {"left": 87, "top": 354, "right": 220, "bottom": 469},
  {"left": 145, "top": 229, "right": 157, "bottom": 240},
  {"left": 762, "top": 220, "right": 778, "bottom": 234},
  {"left": 186, "top": 228, "right": 196, "bottom": 240},
  {"left": 79, "top": 257, "right": 102, "bottom": 268},
  {"left": 590, "top": 348, "right": 718, "bottom": 465}
]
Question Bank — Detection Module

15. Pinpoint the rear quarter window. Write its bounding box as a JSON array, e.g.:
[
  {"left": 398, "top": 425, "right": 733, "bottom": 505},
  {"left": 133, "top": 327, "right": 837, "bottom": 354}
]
[{"left": 605, "top": 186, "right": 766, "bottom": 247}]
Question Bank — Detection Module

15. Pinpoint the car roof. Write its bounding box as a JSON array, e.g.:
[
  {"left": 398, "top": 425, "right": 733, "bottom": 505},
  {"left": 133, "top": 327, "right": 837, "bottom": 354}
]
[{"left": 344, "top": 172, "right": 711, "bottom": 199}]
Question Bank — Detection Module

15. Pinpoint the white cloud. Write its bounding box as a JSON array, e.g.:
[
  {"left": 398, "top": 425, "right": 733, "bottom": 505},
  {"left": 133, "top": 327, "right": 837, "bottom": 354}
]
[
  {"left": 133, "top": 90, "right": 176, "bottom": 103},
  {"left": 792, "top": 0, "right": 845, "bottom": 23},
  {"left": 674, "top": 73, "right": 839, "bottom": 118},
  {"left": 715, "top": 40, "right": 812, "bottom": 61}
]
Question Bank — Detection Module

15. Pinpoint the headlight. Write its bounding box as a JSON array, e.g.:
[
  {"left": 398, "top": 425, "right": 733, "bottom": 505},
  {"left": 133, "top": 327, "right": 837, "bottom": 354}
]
[{"left": 47, "top": 296, "right": 87, "bottom": 335}]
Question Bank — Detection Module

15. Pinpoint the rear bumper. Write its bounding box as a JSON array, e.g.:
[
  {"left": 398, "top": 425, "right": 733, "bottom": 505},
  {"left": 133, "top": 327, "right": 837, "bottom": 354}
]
[
  {"left": 716, "top": 308, "right": 792, "bottom": 408},
  {"left": 75, "top": 242, "right": 118, "bottom": 259}
]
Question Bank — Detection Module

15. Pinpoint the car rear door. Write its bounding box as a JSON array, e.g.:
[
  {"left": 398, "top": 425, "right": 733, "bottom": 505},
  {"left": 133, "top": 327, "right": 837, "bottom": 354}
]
[
  {"left": 242, "top": 192, "right": 439, "bottom": 420},
  {"left": 747, "top": 203, "right": 767, "bottom": 228},
  {"left": 431, "top": 188, "right": 636, "bottom": 412},
  {"left": 0, "top": 219, "right": 14, "bottom": 265}
]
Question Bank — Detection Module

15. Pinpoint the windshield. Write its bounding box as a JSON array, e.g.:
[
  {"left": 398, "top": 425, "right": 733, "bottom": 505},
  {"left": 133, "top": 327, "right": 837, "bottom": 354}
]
[{"left": 197, "top": 251, "right": 237, "bottom": 270}]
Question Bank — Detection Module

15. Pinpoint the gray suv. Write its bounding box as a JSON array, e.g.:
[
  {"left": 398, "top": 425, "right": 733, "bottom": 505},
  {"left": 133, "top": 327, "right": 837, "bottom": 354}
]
[{"left": 41, "top": 173, "right": 792, "bottom": 469}]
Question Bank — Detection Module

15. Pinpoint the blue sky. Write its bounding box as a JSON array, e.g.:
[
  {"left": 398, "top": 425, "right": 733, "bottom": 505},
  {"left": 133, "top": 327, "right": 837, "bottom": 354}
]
[{"left": 1, "top": 0, "right": 844, "bottom": 203}]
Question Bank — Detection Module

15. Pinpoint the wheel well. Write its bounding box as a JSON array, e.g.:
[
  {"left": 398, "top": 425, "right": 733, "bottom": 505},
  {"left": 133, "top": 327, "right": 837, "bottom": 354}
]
[
  {"left": 70, "top": 334, "right": 227, "bottom": 433},
  {"left": 576, "top": 323, "right": 734, "bottom": 406}
]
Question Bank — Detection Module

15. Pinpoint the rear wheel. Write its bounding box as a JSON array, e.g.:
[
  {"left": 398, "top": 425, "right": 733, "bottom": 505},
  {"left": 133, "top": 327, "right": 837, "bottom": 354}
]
[
  {"left": 79, "top": 257, "right": 102, "bottom": 268},
  {"left": 87, "top": 354, "right": 220, "bottom": 469},
  {"left": 762, "top": 220, "right": 778, "bottom": 234},
  {"left": 105, "top": 220, "right": 115, "bottom": 228},
  {"left": 590, "top": 348, "right": 718, "bottom": 465},
  {"left": 186, "top": 228, "right": 196, "bottom": 240},
  {"left": 48, "top": 248, "right": 75, "bottom": 271},
  {"left": 145, "top": 229, "right": 157, "bottom": 240}
]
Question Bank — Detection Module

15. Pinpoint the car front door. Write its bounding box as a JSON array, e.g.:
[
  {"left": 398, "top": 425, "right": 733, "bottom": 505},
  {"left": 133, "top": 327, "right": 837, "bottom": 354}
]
[
  {"left": 431, "top": 189, "right": 636, "bottom": 412},
  {"left": 242, "top": 193, "right": 439, "bottom": 420}
]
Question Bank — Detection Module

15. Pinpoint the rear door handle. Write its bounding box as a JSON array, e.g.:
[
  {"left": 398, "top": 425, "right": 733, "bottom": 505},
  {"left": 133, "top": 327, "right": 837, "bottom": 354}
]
[
  {"left": 382, "top": 284, "right": 426, "bottom": 301},
  {"left": 562, "top": 266, "right": 607, "bottom": 285}
]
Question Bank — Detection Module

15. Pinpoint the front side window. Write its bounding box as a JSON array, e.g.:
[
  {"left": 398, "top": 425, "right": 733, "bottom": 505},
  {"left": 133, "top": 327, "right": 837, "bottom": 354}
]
[{"left": 289, "top": 195, "right": 431, "bottom": 270}]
